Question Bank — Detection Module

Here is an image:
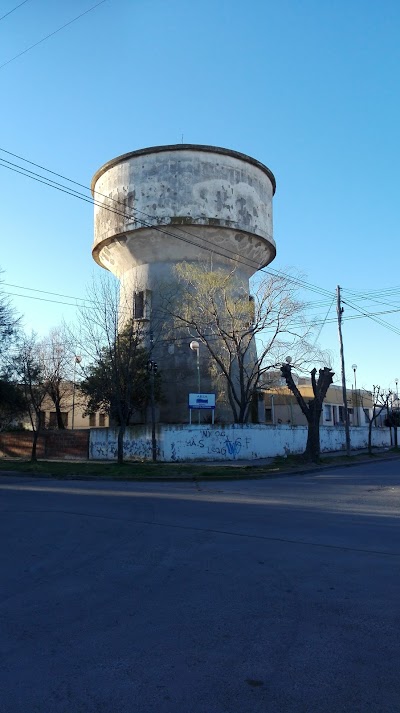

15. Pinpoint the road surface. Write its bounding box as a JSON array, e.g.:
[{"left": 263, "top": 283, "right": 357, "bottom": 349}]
[{"left": 1, "top": 460, "right": 400, "bottom": 712}]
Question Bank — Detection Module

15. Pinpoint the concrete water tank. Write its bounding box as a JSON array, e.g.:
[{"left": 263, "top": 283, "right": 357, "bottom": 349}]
[{"left": 91, "top": 144, "right": 276, "bottom": 422}]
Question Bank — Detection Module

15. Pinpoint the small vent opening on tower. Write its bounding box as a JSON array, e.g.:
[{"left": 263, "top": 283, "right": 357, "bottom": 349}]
[{"left": 133, "top": 290, "right": 151, "bottom": 321}]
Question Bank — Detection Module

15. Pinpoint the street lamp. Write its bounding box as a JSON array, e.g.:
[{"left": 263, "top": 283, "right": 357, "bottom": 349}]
[
  {"left": 352, "top": 364, "right": 358, "bottom": 426},
  {"left": 395, "top": 378, "right": 399, "bottom": 402},
  {"left": 190, "top": 340, "right": 201, "bottom": 424},
  {"left": 71, "top": 355, "right": 82, "bottom": 430}
]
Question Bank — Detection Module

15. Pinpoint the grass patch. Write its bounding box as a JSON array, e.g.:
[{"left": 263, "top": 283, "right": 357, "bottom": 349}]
[
  {"left": 0, "top": 447, "right": 397, "bottom": 481},
  {"left": 0, "top": 458, "right": 265, "bottom": 480}
]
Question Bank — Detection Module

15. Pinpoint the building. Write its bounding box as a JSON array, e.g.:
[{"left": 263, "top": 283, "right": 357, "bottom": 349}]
[
  {"left": 91, "top": 144, "right": 276, "bottom": 423},
  {"left": 20, "top": 383, "right": 109, "bottom": 431},
  {"left": 260, "top": 377, "right": 374, "bottom": 427}
]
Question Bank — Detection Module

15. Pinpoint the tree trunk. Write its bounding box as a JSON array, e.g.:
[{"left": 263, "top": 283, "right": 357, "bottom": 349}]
[
  {"left": 227, "top": 385, "right": 239, "bottom": 423},
  {"left": 304, "top": 415, "right": 321, "bottom": 462},
  {"left": 31, "top": 429, "right": 39, "bottom": 462},
  {"left": 368, "top": 420, "right": 373, "bottom": 455},
  {"left": 117, "top": 423, "right": 125, "bottom": 465},
  {"left": 55, "top": 399, "right": 65, "bottom": 429}
]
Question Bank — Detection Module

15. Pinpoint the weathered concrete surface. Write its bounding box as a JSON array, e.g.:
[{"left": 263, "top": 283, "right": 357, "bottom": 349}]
[
  {"left": 92, "top": 144, "right": 276, "bottom": 274},
  {"left": 1, "top": 459, "right": 400, "bottom": 712},
  {"left": 89, "top": 423, "right": 392, "bottom": 461}
]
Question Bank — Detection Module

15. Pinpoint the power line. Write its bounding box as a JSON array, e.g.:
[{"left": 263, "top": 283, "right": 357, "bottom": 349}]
[
  {"left": 0, "top": 280, "right": 333, "bottom": 312},
  {"left": 1, "top": 280, "right": 339, "bottom": 318},
  {"left": 0, "top": 145, "right": 333, "bottom": 298},
  {"left": 0, "top": 0, "right": 30, "bottom": 23},
  {"left": 0, "top": 0, "right": 108, "bottom": 70},
  {"left": 341, "top": 298, "right": 400, "bottom": 337},
  {"left": 4, "top": 150, "right": 400, "bottom": 346},
  {"left": 4, "top": 286, "right": 400, "bottom": 331},
  {"left": 2, "top": 282, "right": 90, "bottom": 304},
  {"left": 0, "top": 144, "right": 332, "bottom": 299},
  {"left": 0, "top": 153, "right": 334, "bottom": 300}
]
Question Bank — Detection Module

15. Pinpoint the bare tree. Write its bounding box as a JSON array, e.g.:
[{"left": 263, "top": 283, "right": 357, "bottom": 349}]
[
  {"left": 162, "top": 263, "right": 320, "bottom": 423},
  {"left": 0, "top": 268, "right": 20, "bottom": 360},
  {"left": 14, "top": 333, "right": 48, "bottom": 462},
  {"left": 72, "top": 274, "right": 154, "bottom": 464},
  {"left": 40, "top": 326, "right": 76, "bottom": 429},
  {"left": 362, "top": 385, "right": 391, "bottom": 455},
  {"left": 280, "top": 363, "right": 335, "bottom": 461}
]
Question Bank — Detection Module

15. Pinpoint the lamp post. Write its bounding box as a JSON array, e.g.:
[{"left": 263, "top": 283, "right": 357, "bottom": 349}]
[
  {"left": 71, "top": 355, "right": 82, "bottom": 430},
  {"left": 352, "top": 364, "right": 358, "bottom": 426},
  {"left": 190, "top": 340, "right": 201, "bottom": 424}
]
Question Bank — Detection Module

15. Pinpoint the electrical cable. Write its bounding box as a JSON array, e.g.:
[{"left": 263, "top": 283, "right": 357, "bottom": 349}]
[
  {"left": 0, "top": 0, "right": 30, "bottom": 23},
  {"left": 311, "top": 296, "right": 335, "bottom": 345},
  {"left": 341, "top": 298, "right": 400, "bottom": 337},
  {"left": 0, "top": 156, "right": 333, "bottom": 300},
  {"left": 0, "top": 0, "right": 108, "bottom": 70},
  {"left": 0, "top": 146, "right": 334, "bottom": 298},
  {"left": 1, "top": 157, "right": 400, "bottom": 338},
  {"left": 1, "top": 282, "right": 90, "bottom": 304},
  {"left": 3, "top": 287, "right": 400, "bottom": 331},
  {"left": 0, "top": 145, "right": 336, "bottom": 300}
]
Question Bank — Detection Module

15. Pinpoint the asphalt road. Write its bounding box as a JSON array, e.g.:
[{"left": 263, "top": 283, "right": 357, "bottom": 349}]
[{"left": 1, "top": 460, "right": 400, "bottom": 713}]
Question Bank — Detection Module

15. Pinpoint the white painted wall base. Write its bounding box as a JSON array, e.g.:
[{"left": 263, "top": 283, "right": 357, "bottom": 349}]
[{"left": 89, "top": 424, "right": 391, "bottom": 462}]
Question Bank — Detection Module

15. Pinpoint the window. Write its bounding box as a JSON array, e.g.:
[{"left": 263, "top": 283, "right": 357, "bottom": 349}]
[
  {"left": 99, "top": 413, "right": 106, "bottom": 427},
  {"left": 133, "top": 291, "right": 144, "bottom": 319},
  {"left": 324, "top": 405, "right": 332, "bottom": 421},
  {"left": 49, "top": 412, "right": 68, "bottom": 428},
  {"left": 265, "top": 408, "right": 272, "bottom": 422},
  {"left": 89, "top": 413, "right": 96, "bottom": 427},
  {"left": 338, "top": 406, "right": 344, "bottom": 423},
  {"left": 133, "top": 290, "right": 151, "bottom": 320},
  {"left": 364, "top": 408, "right": 370, "bottom": 424}
]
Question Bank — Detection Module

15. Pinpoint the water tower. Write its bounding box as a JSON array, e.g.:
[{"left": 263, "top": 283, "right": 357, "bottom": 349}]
[{"left": 91, "top": 144, "right": 276, "bottom": 423}]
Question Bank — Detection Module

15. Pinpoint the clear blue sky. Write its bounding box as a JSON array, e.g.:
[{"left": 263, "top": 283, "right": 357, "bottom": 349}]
[{"left": 1, "top": 0, "right": 399, "bottom": 393}]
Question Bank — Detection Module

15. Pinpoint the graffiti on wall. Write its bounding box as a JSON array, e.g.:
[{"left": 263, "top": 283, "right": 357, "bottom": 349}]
[
  {"left": 89, "top": 424, "right": 392, "bottom": 463},
  {"left": 168, "top": 428, "right": 255, "bottom": 461},
  {"left": 90, "top": 430, "right": 157, "bottom": 461}
]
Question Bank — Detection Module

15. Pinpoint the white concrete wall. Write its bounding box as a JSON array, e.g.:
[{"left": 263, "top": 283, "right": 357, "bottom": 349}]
[{"left": 89, "top": 424, "right": 391, "bottom": 462}]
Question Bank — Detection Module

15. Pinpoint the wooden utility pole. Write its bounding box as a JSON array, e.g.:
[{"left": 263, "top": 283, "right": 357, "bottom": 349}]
[
  {"left": 337, "top": 285, "right": 351, "bottom": 456},
  {"left": 148, "top": 331, "right": 157, "bottom": 462}
]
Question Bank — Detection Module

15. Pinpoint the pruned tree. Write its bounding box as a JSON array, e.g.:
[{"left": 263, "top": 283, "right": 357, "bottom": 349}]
[
  {"left": 385, "top": 407, "right": 400, "bottom": 448},
  {"left": 280, "top": 363, "right": 335, "bottom": 461},
  {"left": 162, "top": 263, "right": 320, "bottom": 423},
  {"left": 363, "top": 385, "right": 391, "bottom": 455},
  {"left": 14, "top": 333, "right": 48, "bottom": 461},
  {"left": 72, "top": 274, "right": 157, "bottom": 464}
]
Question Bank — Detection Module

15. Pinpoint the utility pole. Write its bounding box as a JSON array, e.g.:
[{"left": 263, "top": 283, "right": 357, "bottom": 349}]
[
  {"left": 337, "top": 285, "right": 351, "bottom": 456},
  {"left": 148, "top": 331, "right": 157, "bottom": 462}
]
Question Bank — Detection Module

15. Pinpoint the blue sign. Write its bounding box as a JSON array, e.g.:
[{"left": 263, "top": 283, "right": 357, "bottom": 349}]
[{"left": 188, "top": 393, "right": 216, "bottom": 409}]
